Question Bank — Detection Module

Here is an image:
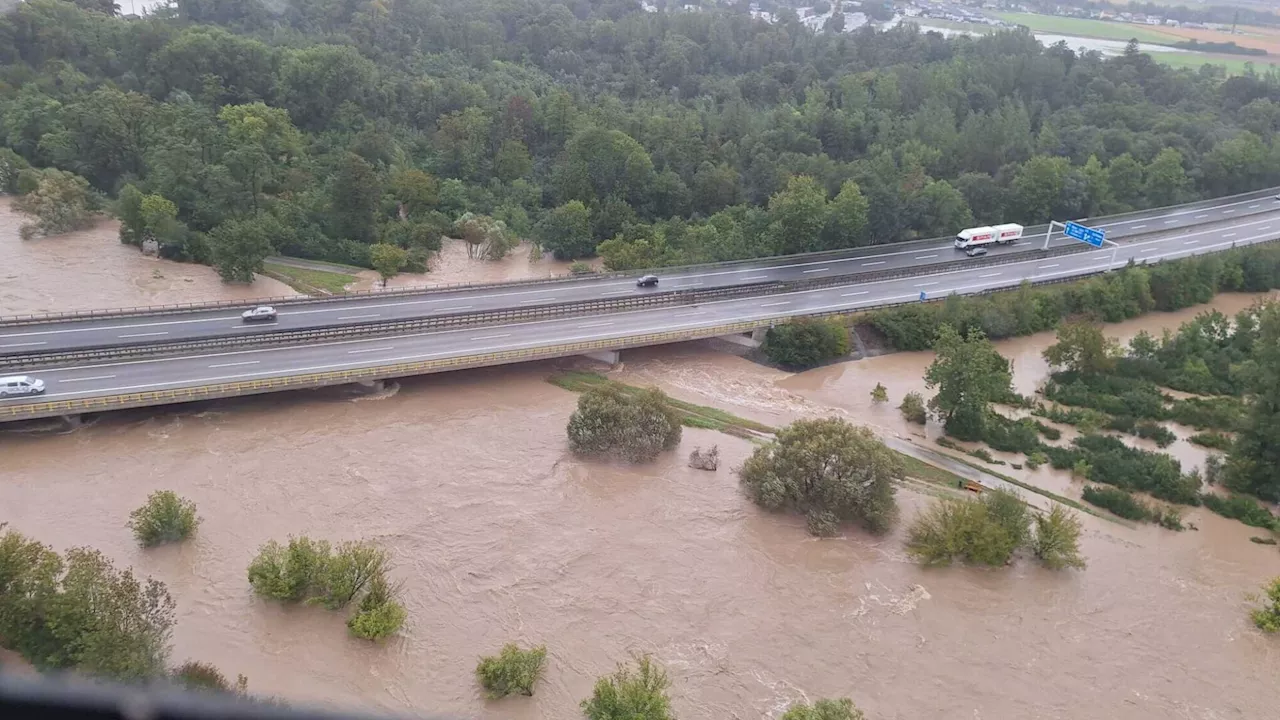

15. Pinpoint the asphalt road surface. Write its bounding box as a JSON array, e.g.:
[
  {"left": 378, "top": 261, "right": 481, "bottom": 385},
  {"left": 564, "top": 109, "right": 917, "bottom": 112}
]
[
  {"left": 5, "top": 208, "right": 1275, "bottom": 409},
  {"left": 4, "top": 190, "right": 1279, "bottom": 354}
]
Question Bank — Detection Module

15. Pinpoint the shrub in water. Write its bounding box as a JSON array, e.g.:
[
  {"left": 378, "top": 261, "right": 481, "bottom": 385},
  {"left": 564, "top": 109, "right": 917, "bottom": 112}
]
[
  {"left": 475, "top": 644, "right": 548, "bottom": 698},
  {"left": 127, "top": 491, "right": 200, "bottom": 547}
]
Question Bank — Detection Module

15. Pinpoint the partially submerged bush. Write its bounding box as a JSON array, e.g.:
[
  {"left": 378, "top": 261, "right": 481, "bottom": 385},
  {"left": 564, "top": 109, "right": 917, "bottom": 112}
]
[
  {"left": 475, "top": 643, "right": 548, "bottom": 698},
  {"left": 566, "top": 385, "right": 682, "bottom": 462},
  {"left": 171, "top": 661, "right": 248, "bottom": 695},
  {"left": 739, "top": 418, "right": 900, "bottom": 536},
  {"left": 1250, "top": 578, "right": 1280, "bottom": 633},
  {"left": 899, "top": 391, "right": 927, "bottom": 425},
  {"left": 763, "top": 319, "right": 850, "bottom": 370},
  {"left": 128, "top": 491, "right": 200, "bottom": 547},
  {"left": 581, "top": 655, "right": 672, "bottom": 720},
  {"left": 781, "top": 697, "right": 866, "bottom": 720},
  {"left": 905, "top": 489, "right": 1083, "bottom": 569}
]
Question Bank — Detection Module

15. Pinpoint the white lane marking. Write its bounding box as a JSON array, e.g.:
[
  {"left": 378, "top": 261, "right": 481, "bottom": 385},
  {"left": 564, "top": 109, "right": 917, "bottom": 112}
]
[
  {"left": 1195, "top": 214, "right": 1208, "bottom": 219},
  {"left": 1262, "top": 226, "right": 1272, "bottom": 230},
  {"left": 1164, "top": 219, "right": 1177, "bottom": 224},
  {"left": 1185, "top": 240, "right": 1200, "bottom": 245},
  {"left": 13, "top": 193, "right": 1279, "bottom": 338},
  {"left": 1038, "top": 264, "right": 1060, "bottom": 269},
  {"left": 208, "top": 361, "right": 259, "bottom": 369},
  {"left": 1250, "top": 205, "right": 1260, "bottom": 209},
  {"left": 742, "top": 275, "right": 769, "bottom": 280},
  {"left": 518, "top": 298, "right": 553, "bottom": 304},
  {"left": 470, "top": 334, "right": 511, "bottom": 341},
  {"left": 1224, "top": 209, "right": 1236, "bottom": 214},
  {"left": 119, "top": 331, "right": 168, "bottom": 338},
  {"left": 915, "top": 255, "right": 938, "bottom": 260},
  {"left": 674, "top": 311, "right": 705, "bottom": 317},
  {"left": 338, "top": 314, "right": 380, "bottom": 320},
  {"left": 842, "top": 291, "right": 869, "bottom": 297},
  {"left": 979, "top": 272, "right": 1001, "bottom": 278},
  {"left": 802, "top": 268, "right": 829, "bottom": 274},
  {"left": 601, "top": 290, "right": 633, "bottom": 296},
  {"left": 26, "top": 218, "right": 1280, "bottom": 382},
  {"left": 576, "top": 322, "right": 613, "bottom": 329},
  {"left": 671, "top": 283, "right": 703, "bottom": 288},
  {"left": 437, "top": 306, "right": 473, "bottom": 311},
  {"left": 0, "top": 341, "right": 46, "bottom": 348},
  {"left": 1223, "top": 233, "right": 1237, "bottom": 238},
  {"left": 347, "top": 346, "right": 394, "bottom": 354},
  {"left": 760, "top": 301, "right": 791, "bottom": 307},
  {"left": 21, "top": 230, "right": 1280, "bottom": 403},
  {"left": 914, "top": 281, "right": 939, "bottom": 287},
  {"left": 60, "top": 374, "right": 116, "bottom": 383}
]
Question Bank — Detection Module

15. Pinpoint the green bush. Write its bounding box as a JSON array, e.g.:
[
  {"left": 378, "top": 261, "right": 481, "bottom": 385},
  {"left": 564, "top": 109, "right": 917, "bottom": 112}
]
[
  {"left": 1188, "top": 431, "right": 1233, "bottom": 450},
  {"left": 739, "top": 418, "right": 900, "bottom": 535},
  {"left": 763, "top": 319, "right": 851, "bottom": 370},
  {"left": 581, "top": 655, "right": 672, "bottom": 720},
  {"left": 247, "top": 537, "right": 332, "bottom": 603},
  {"left": 781, "top": 697, "right": 866, "bottom": 720},
  {"left": 899, "top": 391, "right": 927, "bottom": 425},
  {"left": 127, "top": 491, "right": 200, "bottom": 547},
  {"left": 1024, "top": 451, "right": 1049, "bottom": 470},
  {"left": 1082, "top": 485, "right": 1151, "bottom": 521},
  {"left": 346, "top": 574, "right": 406, "bottom": 640},
  {"left": 475, "top": 644, "right": 548, "bottom": 698},
  {"left": 1134, "top": 421, "right": 1177, "bottom": 448},
  {"left": 870, "top": 382, "right": 888, "bottom": 403},
  {"left": 905, "top": 489, "right": 1030, "bottom": 567},
  {"left": 1250, "top": 578, "right": 1280, "bottom": 633},
  {"left": 171, "top": 661, "right": 248, "bottom": 695},
  {"left": 1032, "top": 506, "right": 1086, "bottom": 570},
  {"left": 1199, "top": 492, "right": 1279, "bottom": 530},
  {"left": 566, "top": 385, "right": 682, "bottom": 462}
]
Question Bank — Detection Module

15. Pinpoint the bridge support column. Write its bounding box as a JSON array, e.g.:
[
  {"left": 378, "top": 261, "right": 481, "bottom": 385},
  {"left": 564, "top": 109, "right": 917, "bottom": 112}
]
[
  {"left": 57, "top": 414, "right": 82, "bottom": 431},
  {"left": 353, "top": 379, "right": 386, "bottom": 392},
  {"left": 581, "top": 350, "right": 620, "bottom": 367},
  {"left": 715, "top": 328, "right": 766, "bottom": 349}
]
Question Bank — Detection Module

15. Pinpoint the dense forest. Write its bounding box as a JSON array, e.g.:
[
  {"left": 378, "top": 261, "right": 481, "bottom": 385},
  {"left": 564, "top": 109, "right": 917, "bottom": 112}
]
[{"left": 5, "top": 0, "right": 1280, "bottom": 277}]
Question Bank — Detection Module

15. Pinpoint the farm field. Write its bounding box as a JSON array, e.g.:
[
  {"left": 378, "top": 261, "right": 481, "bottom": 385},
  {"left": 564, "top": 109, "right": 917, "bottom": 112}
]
[
  {"left": 1156, "top": 23, "right": 1280, "bottom": 54},
  {"left": 995, "top": 11, "right": 1183, "bottom": 44}
]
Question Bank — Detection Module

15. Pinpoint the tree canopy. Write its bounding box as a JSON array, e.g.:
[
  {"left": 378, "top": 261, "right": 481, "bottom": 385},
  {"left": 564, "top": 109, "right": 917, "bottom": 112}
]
[{"left": 3, "top": 0, "right": 1279, "bottom": 274}]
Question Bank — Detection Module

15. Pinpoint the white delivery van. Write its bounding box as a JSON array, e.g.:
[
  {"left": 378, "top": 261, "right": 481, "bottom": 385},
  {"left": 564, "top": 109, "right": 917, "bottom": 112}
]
[{"left": 0, "top": 375, "right": 45, "bottom": 397}]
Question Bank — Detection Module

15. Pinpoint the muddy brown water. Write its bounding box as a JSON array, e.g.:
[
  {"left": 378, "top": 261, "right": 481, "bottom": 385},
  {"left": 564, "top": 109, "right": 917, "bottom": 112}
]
[
  {"left": 0, "top": 199, "right": 296, "bottom": 315},
  {"left": 2, "top": 202, "right": 1280, "bottom": 718}
]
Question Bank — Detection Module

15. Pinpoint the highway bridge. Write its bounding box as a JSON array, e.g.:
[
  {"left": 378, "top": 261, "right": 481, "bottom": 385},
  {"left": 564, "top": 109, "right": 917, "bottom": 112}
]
[{"left": 1, "top": 188, "right": 1279, "bottom": 424}]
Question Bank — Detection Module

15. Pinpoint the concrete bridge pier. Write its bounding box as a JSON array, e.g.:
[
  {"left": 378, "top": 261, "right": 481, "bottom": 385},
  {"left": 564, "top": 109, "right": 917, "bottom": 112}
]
[
  {"left": 57, "top": 414, "right": 82, "bottom": 431},
  {"left": 715, "top": 327, "right": 767, "bottom": 349},
  {"left": 580, "top": 350, "right": 621, "bottom": 367},
  {"left": 353, "top": 379, "right": 386, "bottom": 392}
]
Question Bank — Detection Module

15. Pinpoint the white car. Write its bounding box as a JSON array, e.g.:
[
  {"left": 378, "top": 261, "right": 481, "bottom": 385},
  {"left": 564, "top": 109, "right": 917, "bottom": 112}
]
[
  {"left": 0, "top": 375, "right": 45, "bottom": 397},
  {"left": 241, "top": 306, "right": 278, "bottom": 322}
]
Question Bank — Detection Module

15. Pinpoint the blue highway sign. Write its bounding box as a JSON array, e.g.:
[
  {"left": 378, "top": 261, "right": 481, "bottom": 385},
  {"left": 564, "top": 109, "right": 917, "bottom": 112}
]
[{"left": 1064, "top": 221, "right": 1106, "bottom": 248}]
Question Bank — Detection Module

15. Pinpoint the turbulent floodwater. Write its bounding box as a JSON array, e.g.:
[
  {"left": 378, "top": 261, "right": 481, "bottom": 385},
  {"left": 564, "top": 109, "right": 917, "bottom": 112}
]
[
  {"left": 0, "top": 199, "right": 296, "bottom": 315},
  {"left": 2, "top": 202, "right": 1280, "bottom": 718}
]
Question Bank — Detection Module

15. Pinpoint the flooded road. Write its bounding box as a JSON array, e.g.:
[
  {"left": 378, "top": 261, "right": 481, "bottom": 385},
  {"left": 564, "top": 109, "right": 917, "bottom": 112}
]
[
  {"left": 0, "top": 198, "right": 295, "bottom": 315},
  {"left": 2, "top": 205, "right": 1279, "bottom": 718}
]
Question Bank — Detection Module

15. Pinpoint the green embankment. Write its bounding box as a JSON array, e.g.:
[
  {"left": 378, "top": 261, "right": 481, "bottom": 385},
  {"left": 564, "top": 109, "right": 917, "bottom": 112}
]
[{"left": 262, "top": 262, "right": 358, "bottom": 296}]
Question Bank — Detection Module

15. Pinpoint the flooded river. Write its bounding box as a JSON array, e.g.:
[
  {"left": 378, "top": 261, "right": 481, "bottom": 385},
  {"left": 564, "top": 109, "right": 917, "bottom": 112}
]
[{"left": 2, "top": 202, "right": 1279, "bottom": 718}]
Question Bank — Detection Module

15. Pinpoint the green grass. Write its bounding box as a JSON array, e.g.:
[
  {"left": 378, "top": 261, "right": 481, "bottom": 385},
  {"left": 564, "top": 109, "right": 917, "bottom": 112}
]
[
  {"left": 1146, "top": 50, "right": 1280, "bottom": 74},
  {"left": 996, "top": 12, "right": 1181, "bottom": 44},
  {"left": 262, "top": 262, "right": 356, "bottom": 295},
  {"left": 934, "top": 450, "right": 1122, "bottom": 524},
  {"left": 547, "top": 371, "right": 976, "bottom": 489}
]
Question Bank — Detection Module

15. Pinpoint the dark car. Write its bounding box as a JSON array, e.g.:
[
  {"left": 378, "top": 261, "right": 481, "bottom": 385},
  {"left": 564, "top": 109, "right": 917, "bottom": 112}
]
[
  {"left": 636, "top": 274, "right": 659, "bottom": 287},
  {"left": 965, "top": 246, "right": 989, "bottom": 258}
]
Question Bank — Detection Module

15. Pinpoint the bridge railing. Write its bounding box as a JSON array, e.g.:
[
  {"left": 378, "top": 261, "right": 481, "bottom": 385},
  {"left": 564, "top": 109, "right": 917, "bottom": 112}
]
[
  {"left": 3, "top": 185, "right": 1276, "bottom": 327},
  {"left": 1, "top": 240, "right": 1097, "bottom": 370}
]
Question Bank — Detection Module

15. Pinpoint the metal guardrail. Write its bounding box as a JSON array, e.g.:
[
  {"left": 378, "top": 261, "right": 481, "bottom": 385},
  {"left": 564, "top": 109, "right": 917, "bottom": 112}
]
[
  {"left": 1, "top": 237, "right": 1276, "bottom": 423},
  {"left": 0, "top": 242, "right": 1094, "bottom": 370},
  {"left": 4, "top": 185, "right": 1277, "bottom": 327}
]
